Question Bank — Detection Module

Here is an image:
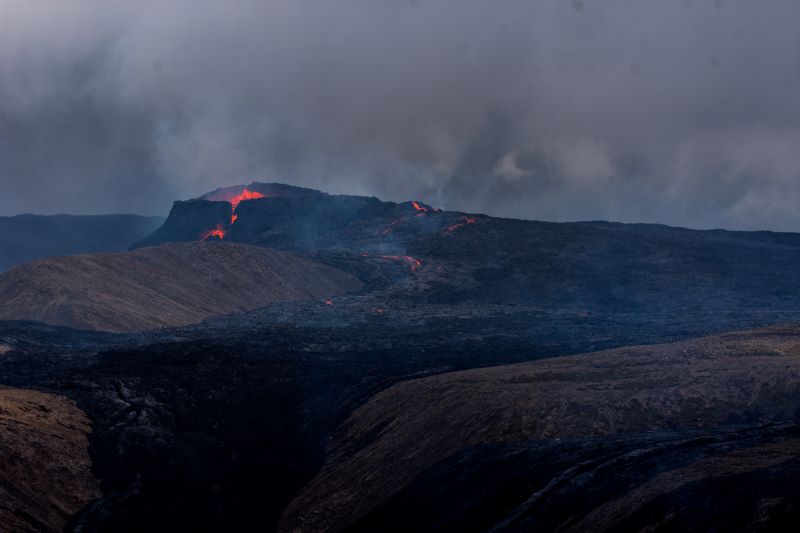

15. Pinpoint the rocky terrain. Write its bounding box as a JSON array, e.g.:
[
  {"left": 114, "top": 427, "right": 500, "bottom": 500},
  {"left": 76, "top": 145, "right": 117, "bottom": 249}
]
[
  {"left": 134, "top": 184, "right": 800, "bottom": 321},
  {"left": 0, "top": 387, "right": 99, "bottom": 532},
  {"left": 0, "top": 214, "right": 163, "bottom": 272},
  {"left": 4, "top": 183, "right": 800, "bottom": 530},
  {"left": 282, "top": 325, "right": 800, "bottom": 531},
  {"left": 0, "top": 241, "right": 362, "bottom": 332}
]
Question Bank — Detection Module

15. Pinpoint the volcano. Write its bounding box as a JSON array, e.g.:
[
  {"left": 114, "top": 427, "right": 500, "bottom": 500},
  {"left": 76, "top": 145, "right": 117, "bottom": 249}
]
[
  {"left": 131, "top": 182, "right": 452, "bottom": 252},
  {"left": 6, "top": 184, "right": 800, "bottom": 531}
]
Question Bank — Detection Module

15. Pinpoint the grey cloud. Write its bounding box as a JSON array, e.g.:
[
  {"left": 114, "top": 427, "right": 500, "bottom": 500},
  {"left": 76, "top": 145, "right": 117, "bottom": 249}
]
[{"left": 1, "top": 0, "right": 799, "bottom": 230}]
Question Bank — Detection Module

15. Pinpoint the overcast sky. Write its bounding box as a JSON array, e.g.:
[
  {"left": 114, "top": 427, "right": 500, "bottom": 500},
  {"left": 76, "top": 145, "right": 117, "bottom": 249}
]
[{"left": 1, "top": 0, "right": 799, "bottom": 230}]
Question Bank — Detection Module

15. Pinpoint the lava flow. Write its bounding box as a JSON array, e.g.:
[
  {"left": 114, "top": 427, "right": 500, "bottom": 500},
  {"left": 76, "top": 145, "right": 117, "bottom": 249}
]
[
  {"left": 381, "top": 255, "right": 422, "bottom": 271},
  {"left": 228, "top": 188, "right": 266, "bottom": 209},
  {"left": 445, "top": 216, "right": 477, "bottom": 233},
  {"left": 411, "top": 201, "right": 428, "bottom": 215},
  {"left": 200, "top": 224, "right": 226, "bottom": 241},
  {"left": 382, "top": 219, "right": 400, "bottom": 236},
  {"left": 201, "top": 187, "right": 267, "bottom": 240},
  {"left": 227, "top": 188, "right": 266, "bottom": 224}
]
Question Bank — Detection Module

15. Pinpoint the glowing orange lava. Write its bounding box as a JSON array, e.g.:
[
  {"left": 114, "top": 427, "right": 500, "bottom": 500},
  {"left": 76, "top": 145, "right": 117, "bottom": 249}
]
[
  {"left": 411, "top": 201, "right": 428, "bottom": 216},
  {"left": 382, "top": 219, "right": 400, "bottom": 236},
  {"left": 445, "top": 216, "right": 477, "bottom": 233},
  {"left": 200, "top": 224, "right": 226, "bottom": 241},
  {"left": 229, "top": 188, "right": 266, "bottom": 209},
  {"left": 381, "top": 255, "right": 422, "bottom": 271},
  {"left": 228, "top": 188, "right": 266, "bottom": 224},
  {"left": 199, "top": 187, "right": 266, "bottom": 240}
]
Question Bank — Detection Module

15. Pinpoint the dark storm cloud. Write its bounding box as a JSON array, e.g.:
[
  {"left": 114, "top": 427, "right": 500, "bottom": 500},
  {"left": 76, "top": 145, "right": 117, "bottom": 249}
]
[{"left": 1, "top": 0, "right": 799, "bottom": 230}]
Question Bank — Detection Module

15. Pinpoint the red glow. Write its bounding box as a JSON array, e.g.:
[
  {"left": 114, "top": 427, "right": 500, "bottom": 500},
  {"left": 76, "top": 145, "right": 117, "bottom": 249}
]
[
  {"left": 199, "top": 187, "right": 266, "bottom": 241},
  {"left": 411, "top": 201, "right": 428, "bottom": 215},
  {"left": 382, "top": 219, "right": 400, "bottom": 236},
  {"left": 445, "top": 216, "right": 477, "bottom": 233},
  {"left": 228, "top": 188, "right": 266, "bottom": 224},
  {"left": 381, "top": 255, "right": 422, "bottom": 271},
  {"left": 229, "top": 188, "right": 266, "bottom": 209},
  {"left": 200, "top": 224, "right": 226, "bottom": 241},
  {"left": 324, "top": 299, "right": 334, "bottom": 305}
]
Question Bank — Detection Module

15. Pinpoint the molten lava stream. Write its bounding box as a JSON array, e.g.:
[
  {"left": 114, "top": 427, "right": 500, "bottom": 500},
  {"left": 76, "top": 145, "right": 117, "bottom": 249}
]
[
  {"left": 445, "top": 216, "right": 477, "bottom": 233},
  {"left": 229, "top": 188, "right": 266, "bottom": 209},
  {"left": 382, "top": 219, "right": 400, "bottom": 236},
  {"left": 381, "top": 255, "right": 422, "bottom": 271},
  {"left": 411, "top": 201, "right": 428, "bottom": 215},
  {"left": 200, "top": 224, "right": 226, "bottom": 241},
  {"left": 199, "top": 187, "right": 266, "bottom": 241},
  {"left": 228, "top": 188, "right": 266, "bottom": 224}
]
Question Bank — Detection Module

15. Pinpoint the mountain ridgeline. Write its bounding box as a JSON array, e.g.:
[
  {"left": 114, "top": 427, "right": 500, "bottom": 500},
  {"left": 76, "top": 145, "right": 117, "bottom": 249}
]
[{"left": 0, "top": 214, "right": 164, "bottom": 272}]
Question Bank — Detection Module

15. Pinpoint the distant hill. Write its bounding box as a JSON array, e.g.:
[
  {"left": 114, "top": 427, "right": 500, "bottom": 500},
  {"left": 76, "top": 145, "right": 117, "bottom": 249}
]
[
  {"left": 0, "top": 242, "right": 362, "bottom": 332},
  {"left": 0, "top": 214, "right": 164, "bottom": 272}
]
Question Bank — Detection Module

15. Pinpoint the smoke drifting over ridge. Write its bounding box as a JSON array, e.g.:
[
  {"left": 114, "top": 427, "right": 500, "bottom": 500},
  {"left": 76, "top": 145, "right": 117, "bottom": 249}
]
[{"left": 1, "top": 0, "right": 799, "bottom": 230}]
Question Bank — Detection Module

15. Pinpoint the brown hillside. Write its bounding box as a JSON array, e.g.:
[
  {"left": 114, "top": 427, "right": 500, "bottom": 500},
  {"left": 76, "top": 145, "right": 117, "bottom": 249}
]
[
  {"left": 0, "top": 242, "right": 362, "bottom": 332},
  {"left": 282, "top": 325, "right": 800, "bottom": 531},
  {"left": 0, "top": 387, "right": 99, "bottom": 532}
]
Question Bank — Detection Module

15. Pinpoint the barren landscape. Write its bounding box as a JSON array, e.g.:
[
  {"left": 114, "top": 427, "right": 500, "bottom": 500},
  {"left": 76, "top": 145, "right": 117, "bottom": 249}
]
[
  {"left": 2, "top": 184, "right": 800, "bottom": 530},
  {"left": 284, "top": 326, "right": 800, "bottom": 531},
  {"left": 0, "top": 387, "right": 98, "bottom": 532},
  {"left": 0, "top": 241, "right": 362, "bottom": 332},
  {"left": 5, "top": 2, "right": 800, "bottom": 530}
]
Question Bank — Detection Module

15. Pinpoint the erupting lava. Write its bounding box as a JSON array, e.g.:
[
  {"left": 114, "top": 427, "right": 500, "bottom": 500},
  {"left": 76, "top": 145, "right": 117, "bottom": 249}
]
[
  {"left": 382, "top": 219, "right": 400, "bottom": 236},
  {"left": 200, "top": 224, "right": 226, "bottom": 241},
  {"left": 200, "top": 187, "right": 267, "bottom": 240},
  {"left": 411, "top": 201, "right": 428, "bottom": 215},
  {"left": 228, "top": 188, "right": 266, "bottom": 209},
  {"left": 227, "top": 187, "right": 266, "bottom": 224},
  {"left": 445, "top": 216, "right": 477, "bottom": 233},
  {"left": 381, "top": 255, "right": 422, "bottom": 272}
]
